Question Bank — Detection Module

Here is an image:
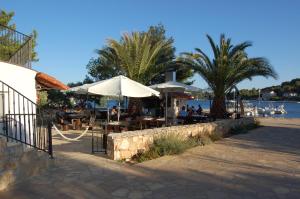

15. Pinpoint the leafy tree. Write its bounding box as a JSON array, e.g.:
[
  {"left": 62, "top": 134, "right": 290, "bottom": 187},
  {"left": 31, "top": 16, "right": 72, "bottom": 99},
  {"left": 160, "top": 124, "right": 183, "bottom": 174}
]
[
  {"left": 0, "top": 10, "right": 38, "bottom": 62},
  {"left": 67, "top": 75, "right": 94, "bottom": 88},
  {"left": 87, "top": 24, "right": 193, "bottom": 84},
  {"left": 239, "top": 88, "right": 259, "bottom": 100},
  {"left": 179, "top": 34, "right": 277, "bottom": 118},
  {"left": 87, "top": 47, "right": 124, "bottom": 81},
  {"left": 47, "top": 90, "right": 71, "bottom": 108},
  {"left": 37, "top": 91, "right": 48, "bottom": 108}
]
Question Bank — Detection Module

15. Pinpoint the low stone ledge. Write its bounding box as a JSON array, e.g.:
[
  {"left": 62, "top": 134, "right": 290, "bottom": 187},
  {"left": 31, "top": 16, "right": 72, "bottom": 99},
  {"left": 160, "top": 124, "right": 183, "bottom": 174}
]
[
  {"left": 0, "top": 137, "right": 52, "bottom": 191},
  {"left": 107, "top": 117, "right": 255, "bottom": 160}
]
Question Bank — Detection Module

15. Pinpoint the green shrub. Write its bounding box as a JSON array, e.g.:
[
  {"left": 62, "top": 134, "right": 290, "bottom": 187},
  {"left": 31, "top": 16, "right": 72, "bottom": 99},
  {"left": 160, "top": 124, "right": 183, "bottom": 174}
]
[
  {"left": 191, "top": 134, "right": 213, "bottom": 146},
  {"left": 133, "top": 134, "right": 198, "bottom": 162},
  {"left": 133, "top": 122, "right": 260, "bottom": 163},
  {"left": 37, "top": 91, "right": 48, "bottom": 108},
  {"left": 153, "top": 134, "right": 197, "bottom": 156},
  {"left": 199, "top": 136, "right": 213, "bottom": 145}
]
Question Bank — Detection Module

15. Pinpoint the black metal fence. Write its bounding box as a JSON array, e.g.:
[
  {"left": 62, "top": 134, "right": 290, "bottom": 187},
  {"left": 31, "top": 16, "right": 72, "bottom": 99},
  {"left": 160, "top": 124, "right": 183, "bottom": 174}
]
[
  {"left": 0, "top": 80, "right": 53, "bottom": 158},
  {"left": 0, "top": 24, "right": 32, "bottom": 68},
  {"left": 91, "top": 125, "right": 107, "bottom": 153}
]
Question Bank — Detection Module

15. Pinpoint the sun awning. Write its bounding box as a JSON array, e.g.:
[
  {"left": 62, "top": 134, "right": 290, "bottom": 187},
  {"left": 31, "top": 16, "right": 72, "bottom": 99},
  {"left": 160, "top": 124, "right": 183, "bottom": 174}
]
[
  {"left": 150, "top": 81, "right": 201, "bottom": 93},
  {"left": 168, "top": 92, "right": 194, "bottom": 99},
  {"left": 70, "top": 75, "right": 160, "bottom": 97},
  {"left": 35, "top": 72, "right": 69, "bottom": 90}
]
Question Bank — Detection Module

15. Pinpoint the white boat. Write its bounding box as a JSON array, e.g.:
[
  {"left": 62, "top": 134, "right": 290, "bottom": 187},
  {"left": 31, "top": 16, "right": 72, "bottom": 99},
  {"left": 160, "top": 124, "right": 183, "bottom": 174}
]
[
  {"left": 264, "top": 106, "right": 275, "bottom": 115},
  {"left": 256, "top": 107, "right": 265, "bottom": 115},
  {"left": 253, "top": 104, "right": 287, "bottom": 116},
  {"left": 274, "top": 105, "right": 287, "bottom": 114},
  {"left": 226, "top": 100, "right": 257, "bottom": 116}
]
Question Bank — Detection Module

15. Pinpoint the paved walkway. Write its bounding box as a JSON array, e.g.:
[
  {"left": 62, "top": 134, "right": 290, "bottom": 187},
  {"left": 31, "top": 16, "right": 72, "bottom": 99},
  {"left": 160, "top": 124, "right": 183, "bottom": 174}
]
[{"left": 0, "top": 118, "right": 300, "bottom": 199}]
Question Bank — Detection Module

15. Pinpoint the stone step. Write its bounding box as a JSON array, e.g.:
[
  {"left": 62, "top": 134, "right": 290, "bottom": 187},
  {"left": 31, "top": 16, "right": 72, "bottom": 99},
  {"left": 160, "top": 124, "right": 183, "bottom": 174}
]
[
  {"left": 4, "top": 142, "right": 24, "bottom": 157},
  {"left": 0, "top": 147, "right": 51, "bottom": 191},
  {"left": 0, "top": 137, "right": 7, "bottom": 151},
  {"left": 0, "top": 170, "right": 15, "bottom": 191}
]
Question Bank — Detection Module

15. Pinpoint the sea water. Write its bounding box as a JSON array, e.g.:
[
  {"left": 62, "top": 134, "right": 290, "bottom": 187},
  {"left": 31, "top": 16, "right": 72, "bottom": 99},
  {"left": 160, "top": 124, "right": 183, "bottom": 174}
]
[{"left": 187, "top": 99, "right": 300, "bottom": 118}]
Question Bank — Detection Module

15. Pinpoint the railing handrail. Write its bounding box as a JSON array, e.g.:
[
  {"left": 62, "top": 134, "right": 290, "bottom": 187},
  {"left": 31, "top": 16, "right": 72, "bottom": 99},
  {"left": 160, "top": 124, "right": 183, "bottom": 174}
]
[
  {"left": 0, "top": 24, "right": 31, "bottom": 39},
  {"left": 8, "top": 37, "right": 32, "bottom": 67},
  {"left": 0, "top": 80, "right": 53, "bottom": 158},
  {"left": 0, "top": 24, "right": 32, "bottom": 68},
  {"left": 0, "top": 80, "right": 37, "bottom": 105}
]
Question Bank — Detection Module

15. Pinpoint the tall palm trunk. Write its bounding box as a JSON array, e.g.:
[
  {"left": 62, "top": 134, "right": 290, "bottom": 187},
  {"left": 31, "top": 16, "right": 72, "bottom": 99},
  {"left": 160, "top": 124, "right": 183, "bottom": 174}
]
[{"left": 211, "top": 95, "right": 227, "bottom": 118}]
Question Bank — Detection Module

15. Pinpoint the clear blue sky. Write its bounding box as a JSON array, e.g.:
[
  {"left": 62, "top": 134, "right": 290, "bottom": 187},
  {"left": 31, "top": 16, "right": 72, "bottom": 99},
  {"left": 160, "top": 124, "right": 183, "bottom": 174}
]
[{"left": 2, "top": 0, "right": 300, "bottom": 89}]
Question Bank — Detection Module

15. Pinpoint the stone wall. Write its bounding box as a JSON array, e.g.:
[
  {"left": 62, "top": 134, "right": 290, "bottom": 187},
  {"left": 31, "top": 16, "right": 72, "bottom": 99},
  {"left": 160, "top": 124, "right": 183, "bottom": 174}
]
[
  {"left": 0, "top": 137, "right": 52, "bottom": 191},
  {"left": 107, "top": 117, "right": 255, "bottom": 160}
]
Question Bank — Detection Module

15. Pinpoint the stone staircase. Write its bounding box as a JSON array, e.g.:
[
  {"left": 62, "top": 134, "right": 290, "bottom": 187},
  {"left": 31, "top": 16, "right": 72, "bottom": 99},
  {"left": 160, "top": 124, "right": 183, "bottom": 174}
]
[{"left": 0, "top": 136, "right": 51, "bottom": 191}]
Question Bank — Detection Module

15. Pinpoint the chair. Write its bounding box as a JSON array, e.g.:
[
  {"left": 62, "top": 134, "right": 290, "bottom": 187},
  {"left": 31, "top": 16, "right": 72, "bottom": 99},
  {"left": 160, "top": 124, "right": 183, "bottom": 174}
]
[{"left": 55, "top": 111, "right": 71, "bottom": 131}]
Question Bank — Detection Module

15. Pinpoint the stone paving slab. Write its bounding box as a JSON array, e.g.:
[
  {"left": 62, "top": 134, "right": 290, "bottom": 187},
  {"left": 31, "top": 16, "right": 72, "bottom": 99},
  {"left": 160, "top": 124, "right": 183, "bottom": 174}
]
[{"left": 0, "top": 118, "right": 299, "bottom": 199}]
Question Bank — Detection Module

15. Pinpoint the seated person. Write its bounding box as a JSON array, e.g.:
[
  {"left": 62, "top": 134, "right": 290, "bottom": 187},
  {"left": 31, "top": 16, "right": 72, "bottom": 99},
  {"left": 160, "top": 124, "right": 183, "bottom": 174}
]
[
  {"left": 74, "top": 105, "right": 83, "bottom": 113},
  {"left": 55, "top": 107, "right": 71, "bottom": 130},
  {"left": 196, "top": 104, "right": 203, "bottom": 115},
  {"left": 191, "top": 106, "right": 196, "bottom": 113},
  {"left": 56, "top": 106, "right": 67, "bottom": 119},
  {"left": 187, "top": 107, "right": 194, "bottom": 117},
  {"left": 129, "top": 105, "right": 140, "bottom": 120},
  {"left": 110, "top": 106, "right": 118, "bottom": 121},
  {"left": 178, "top": 106, "right": 188, "bottom": 117}
]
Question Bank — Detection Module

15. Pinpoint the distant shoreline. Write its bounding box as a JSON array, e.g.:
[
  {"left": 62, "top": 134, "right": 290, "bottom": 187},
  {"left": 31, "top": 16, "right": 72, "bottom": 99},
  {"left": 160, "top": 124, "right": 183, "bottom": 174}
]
[{"left": 193, "top": 99, "right": 300, "bottom": 103}]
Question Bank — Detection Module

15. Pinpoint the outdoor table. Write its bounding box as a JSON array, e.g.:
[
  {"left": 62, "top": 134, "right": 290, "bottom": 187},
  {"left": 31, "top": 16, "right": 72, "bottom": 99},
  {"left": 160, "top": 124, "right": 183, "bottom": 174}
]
[
  {"left": 66, "top": 113, "right": 85, "bottom": 130},
  {"left": 192, "top": 115, "right": 208, "bottom": 122},
  {"left": 155, "top": 118, "right": 165, "bottom": 127},
  {"left": 106, "top": 121, "right": 128, "bottom": 132},
  {"left": 139, "top": 117, "right": 155, "bottom": 129}
]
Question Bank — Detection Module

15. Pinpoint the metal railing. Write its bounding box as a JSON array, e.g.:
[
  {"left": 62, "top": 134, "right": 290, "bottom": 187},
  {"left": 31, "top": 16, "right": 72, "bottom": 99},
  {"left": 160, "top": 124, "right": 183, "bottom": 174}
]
[
  {"left": 91, "top": 117, "right": 107, "bottom": 153},
  {"left": 91, "top": 128, "right": 107, "bottom": 154},
  {"left": 0, "top": 80, "right": 53, "bottom": 158},
  {"left": 0, "top": 24, "right": 32, "bottom": 68}
]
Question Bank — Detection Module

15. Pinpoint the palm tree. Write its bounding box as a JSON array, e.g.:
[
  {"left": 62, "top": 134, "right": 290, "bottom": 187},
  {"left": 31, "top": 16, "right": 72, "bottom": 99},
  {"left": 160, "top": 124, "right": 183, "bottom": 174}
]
[
  {"left": 180, "top": 34, "right": 277, "bottom": 118},
  {"left": 87, "top": 25, "right": 194, "bottom": 85},
  {"left": 107, "top": 32, "right": 172, "bottom": 84}
]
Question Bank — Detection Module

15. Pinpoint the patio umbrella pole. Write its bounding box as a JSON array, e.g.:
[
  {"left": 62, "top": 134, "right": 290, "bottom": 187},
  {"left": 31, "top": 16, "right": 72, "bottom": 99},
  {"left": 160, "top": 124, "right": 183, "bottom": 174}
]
[
  {"left": 107, "top": 97, "right": 110, "bottom": 123},
  {"left": 165, "top": 92, "right": 168, "bottom": 126},
  {"left": 118, "top": 95, "right": 121, "bottom": 122}
]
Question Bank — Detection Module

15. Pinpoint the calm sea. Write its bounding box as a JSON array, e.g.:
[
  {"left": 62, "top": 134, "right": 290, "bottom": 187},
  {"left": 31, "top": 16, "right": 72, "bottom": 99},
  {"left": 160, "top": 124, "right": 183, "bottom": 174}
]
[{"left": 187, "top": 99, "right": 300, "bottom": 118}]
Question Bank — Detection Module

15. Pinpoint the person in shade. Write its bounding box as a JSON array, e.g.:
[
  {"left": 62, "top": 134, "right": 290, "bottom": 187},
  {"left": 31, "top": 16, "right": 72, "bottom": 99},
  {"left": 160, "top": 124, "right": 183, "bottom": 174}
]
[
  {"left": 196, "top": 104, "right": 203, "bottom": 115},
  {"left": 129, "top": 105, "right": 140, "bottom": 120},
  {"left": 111, "top": 106, "right": 118, "bottom": 121},
  {"left": 178, "top": 106, "right": 188, "bottom": 117}
]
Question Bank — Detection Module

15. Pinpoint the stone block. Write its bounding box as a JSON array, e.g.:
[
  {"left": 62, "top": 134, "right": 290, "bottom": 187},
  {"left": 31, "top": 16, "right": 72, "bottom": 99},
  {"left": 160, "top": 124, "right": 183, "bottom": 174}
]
[
  {"left": 107, "top": 118, "right": 255, "bottom": 160},
  {"left": 0, "top": 170, "right": 16, "bottom": 191}
]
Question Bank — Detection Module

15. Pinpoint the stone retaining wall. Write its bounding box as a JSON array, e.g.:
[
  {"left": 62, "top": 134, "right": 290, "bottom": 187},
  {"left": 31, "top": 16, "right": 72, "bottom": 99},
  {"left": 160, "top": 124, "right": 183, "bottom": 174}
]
[
  {"left": 0, "top": 137, "right": 52, "bottom": 191},
  {"left": 107, "top": 117, "right": 255, "bottom": 160}
]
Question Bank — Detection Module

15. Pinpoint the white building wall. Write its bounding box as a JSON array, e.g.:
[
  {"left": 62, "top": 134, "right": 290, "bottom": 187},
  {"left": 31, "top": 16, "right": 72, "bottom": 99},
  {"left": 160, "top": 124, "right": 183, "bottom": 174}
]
[
  {"left": 0, "top": 61, "right": 37, "bottom": 102},
  {"left": 0, "top": 61, "right": 37, "bottom": 143}
]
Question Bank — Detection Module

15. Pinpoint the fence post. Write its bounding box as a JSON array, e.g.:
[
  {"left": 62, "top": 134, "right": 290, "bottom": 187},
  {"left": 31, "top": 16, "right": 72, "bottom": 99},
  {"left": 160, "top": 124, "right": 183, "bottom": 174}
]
[
  {"left": 91, "top": 129, "right": 94, "bottom": 154},
  {"left": 5, "top": 115, "right": 9, "bottom": 142},
  {"left": 47, "top": 122, "right": 53, "bottom": 159}
]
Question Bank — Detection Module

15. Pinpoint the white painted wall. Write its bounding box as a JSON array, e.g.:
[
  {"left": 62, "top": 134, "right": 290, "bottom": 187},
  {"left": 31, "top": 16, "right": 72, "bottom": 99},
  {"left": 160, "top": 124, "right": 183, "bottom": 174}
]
[
  {"left": 0, "top": 61, "right": 37, "bottom": 142},
  {"left": 0, "top": 61, "right": 37, "bottom": 102}
]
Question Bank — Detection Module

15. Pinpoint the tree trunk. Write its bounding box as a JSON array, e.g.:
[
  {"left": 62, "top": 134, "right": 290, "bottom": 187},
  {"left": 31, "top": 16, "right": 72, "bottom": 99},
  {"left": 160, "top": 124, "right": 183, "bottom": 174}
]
[
  {"left": 210, "top": 95, "right": 227, "bottom": 119},
  {"left": 239, "top": 99, "right": 244, "bottom": 116}
]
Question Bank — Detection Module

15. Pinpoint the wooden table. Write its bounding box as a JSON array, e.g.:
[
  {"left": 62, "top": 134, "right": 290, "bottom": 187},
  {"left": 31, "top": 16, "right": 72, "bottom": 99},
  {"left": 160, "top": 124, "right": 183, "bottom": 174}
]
[
  {"left": 155, "top": 118, "right": 165, "bottom": 127},
  {"left": 106, "top": 121, "right": 128, "bottom": 133},
  {"left": 139, "top": 117, "right": 155, "bottom": 129},
  {"left": 71, "top": 118, "right": 82, "bottom": 130},
  {"left": 66, "top": 113, "right": 85, "bottom": 130}
]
